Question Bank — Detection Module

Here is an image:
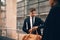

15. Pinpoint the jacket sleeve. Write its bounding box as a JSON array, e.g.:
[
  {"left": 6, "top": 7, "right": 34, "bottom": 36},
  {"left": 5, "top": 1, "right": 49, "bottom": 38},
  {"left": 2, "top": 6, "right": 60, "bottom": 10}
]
[
  {"left": 22, "top": 19, "right": 29, "bottom": 33},
  {"left": 38, "top": 18, "right": 44, "bottom": 29}
]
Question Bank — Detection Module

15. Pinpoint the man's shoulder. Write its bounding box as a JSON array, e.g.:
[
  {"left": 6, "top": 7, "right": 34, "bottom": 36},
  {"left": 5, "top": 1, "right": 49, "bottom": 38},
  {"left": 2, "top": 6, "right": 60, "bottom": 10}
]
[
  {"left": 35, "top": 16, "right": 41, "bottom": 19},
  {"left": 51, "top": 4, "right": 60, "bottom": 11}
]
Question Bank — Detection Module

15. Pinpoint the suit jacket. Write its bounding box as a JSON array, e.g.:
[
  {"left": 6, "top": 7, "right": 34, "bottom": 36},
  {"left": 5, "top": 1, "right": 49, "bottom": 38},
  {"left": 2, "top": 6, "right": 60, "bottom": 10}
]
[
  {"left": 42, "top": 3, "right": 60, "bottom": 40},
  {"left": 22, "top": 16, "right": 44, "bottom": 35}
]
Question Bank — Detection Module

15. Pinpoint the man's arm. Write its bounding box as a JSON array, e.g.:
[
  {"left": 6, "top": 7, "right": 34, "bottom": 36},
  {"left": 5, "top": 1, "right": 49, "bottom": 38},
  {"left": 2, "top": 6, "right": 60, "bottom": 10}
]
[
  {"left": 22, "top": 19, "right": 29, "bottom": 33},
  {"left": 39, "top": 18, "right": 44, "bottom": 28},
  {"left": 29, "top": 18, "right": 44, "bottom": 31}
]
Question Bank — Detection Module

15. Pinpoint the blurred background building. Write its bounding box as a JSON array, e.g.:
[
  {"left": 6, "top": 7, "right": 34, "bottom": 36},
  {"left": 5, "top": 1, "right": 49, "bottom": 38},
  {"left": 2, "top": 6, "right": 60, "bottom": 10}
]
[
  {"left": 17, "top": 0, "right": 50, "bottom": 30},
  {"left": 1, "top": 0, "right": 17, "bottom": 39},
  {"left": 1, "top": 0, "right": 50, "bottom": 33},
  {"left": 0, "top": 0, "right": 51, "bottom": 40},
  {"left": 0, "top": 0, "right": 6, "bottom": 36}
]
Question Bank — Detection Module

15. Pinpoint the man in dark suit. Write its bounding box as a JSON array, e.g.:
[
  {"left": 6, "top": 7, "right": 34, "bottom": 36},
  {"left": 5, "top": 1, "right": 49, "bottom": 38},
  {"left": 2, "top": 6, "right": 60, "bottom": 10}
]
[{"left": 22, "top": 8, "right": 44, "bottom": 35}]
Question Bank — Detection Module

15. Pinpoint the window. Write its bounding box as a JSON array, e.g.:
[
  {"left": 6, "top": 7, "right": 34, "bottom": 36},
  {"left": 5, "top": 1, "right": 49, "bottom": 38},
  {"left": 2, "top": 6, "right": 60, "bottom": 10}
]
[
  {"left": 39, "top": 1, "right": 49, "bottom": 6},
  {"left": 27, "top": 0, "right": 38, "bottom": 5},
  {"left": 28, "top": 3, "right": 38, "bottom": 8},
  {"left": 39, "top": 0, "right": 44, "bottom": 1},
  {"left": 17, "top": 1, "right": 24, "bottom": 7},
  {"left": 17, "top": 7, "right": 25, "bottom": 12},
  {"left": 17, "top": 21, "right": 20, "bottom": 27},
  {"left": 17, "top": 6, "right": 25, "bottom": 17},
  {"left": 39, "top": 1, "right": 50, "bottom": 13}
]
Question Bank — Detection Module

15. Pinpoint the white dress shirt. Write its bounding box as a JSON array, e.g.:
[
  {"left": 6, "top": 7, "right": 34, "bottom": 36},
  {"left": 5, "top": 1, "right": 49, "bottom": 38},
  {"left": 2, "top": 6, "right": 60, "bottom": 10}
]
[
  {"left": 30, "top": 16, "right": 33, "bottom": 29},
  {"left": 30, "top": 16, "right": 35, "bottom": 29}
]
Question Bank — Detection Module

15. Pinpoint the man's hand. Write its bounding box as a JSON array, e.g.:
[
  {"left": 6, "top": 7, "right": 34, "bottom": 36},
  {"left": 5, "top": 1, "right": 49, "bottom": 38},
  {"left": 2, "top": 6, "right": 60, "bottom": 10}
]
[
  {"left": 32, "top": 26, "right": 38, "bottom": 30},
  {"left": 29, "top": 26, "right": 38, "bottom": 33},
  {"left": 29, "top": 28, "right": 33, "bottom": 33}
]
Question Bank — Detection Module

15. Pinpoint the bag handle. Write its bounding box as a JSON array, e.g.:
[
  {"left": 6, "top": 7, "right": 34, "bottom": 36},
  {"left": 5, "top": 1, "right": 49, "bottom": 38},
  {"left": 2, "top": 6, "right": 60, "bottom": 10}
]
[{"left": 29, "top": 28, "right": 38, "bottom": 35}]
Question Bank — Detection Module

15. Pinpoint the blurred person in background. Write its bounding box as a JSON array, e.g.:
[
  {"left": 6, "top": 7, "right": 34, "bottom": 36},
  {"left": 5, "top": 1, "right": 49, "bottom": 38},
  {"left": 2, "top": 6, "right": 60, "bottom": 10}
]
[
  {"left": 42, "top": 0, "right": 60, "bottom": 40},
  {"left": 22, "top": 8, "right": 44, "bottom": 35}
]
